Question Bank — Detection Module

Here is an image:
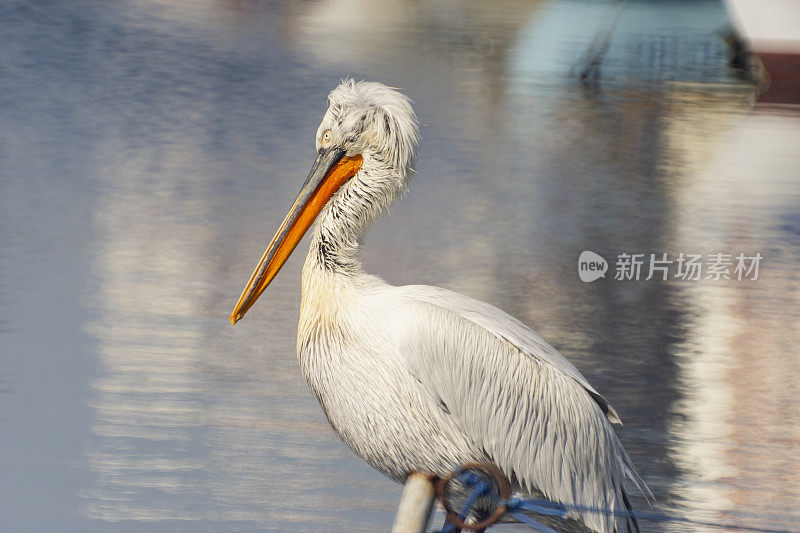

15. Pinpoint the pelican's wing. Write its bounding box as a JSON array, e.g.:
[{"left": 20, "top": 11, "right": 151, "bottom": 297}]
[
  {"left": 397, "top": 285, "right": 621, "bottom": 423},
  {"left": 391, "top": 284, "right": 646, "bottom": 533}
]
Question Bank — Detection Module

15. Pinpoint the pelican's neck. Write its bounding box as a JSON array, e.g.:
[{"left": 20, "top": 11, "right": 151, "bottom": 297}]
[
  {"left": 303, "top": 158, "right": 404, "bottom": 277},
  {"left": 298, "top": 222, "right": 380, "bottom": 357},
  {"left": 306, "top": 222, "right": 363, "bottom": 277},
  {"left": 300, "top": 222, "right": 370, "bottom": 317},
  {"left": 300, "top": 159, "right": 406, "bottom": 316}
]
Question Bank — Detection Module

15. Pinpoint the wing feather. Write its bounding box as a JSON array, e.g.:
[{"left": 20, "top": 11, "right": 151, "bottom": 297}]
[
  {"left": 391, "top": 284, "right": 647, "bottom": 533},
  {"left": 398, "top": 285, "right": 621, "bottom": 423}
]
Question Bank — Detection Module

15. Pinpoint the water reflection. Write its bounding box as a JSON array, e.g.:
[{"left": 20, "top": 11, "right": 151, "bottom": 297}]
[
  {"left": 666, "top": 109, "right": 800, "bottom": 530},
  {"left": 84, "top": 137, "right": 218, "bottom": 521},
  {"left": 83, "top": 128, "right": 396, "bottom": 529},
  {"left": 2, "top": 0, "right": 799, "bottom": 531}
]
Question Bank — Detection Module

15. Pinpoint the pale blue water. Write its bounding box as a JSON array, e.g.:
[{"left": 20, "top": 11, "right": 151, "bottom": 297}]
[{"left": 2, "top": 1, "right": 799, "bottom": 532}]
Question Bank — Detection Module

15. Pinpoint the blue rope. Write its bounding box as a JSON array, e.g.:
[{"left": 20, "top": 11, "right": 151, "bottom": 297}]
[
  {"left": 438, "top": 467, "right": 798, "bottom": 533},
  {"left": 440, "top": 521, "right": 459, "bottom": 533},
  {"left": 503, "top": 497, "right": 799, "bottom": 533},
  {"left": 440, "top": 471, "right": 492, "bottom": 533},
  {"left": 506, "top": 510, "right": 558, "bottom": 533},
  {"left": 459, "top": 471, "right": 492, "bottom": 515}
]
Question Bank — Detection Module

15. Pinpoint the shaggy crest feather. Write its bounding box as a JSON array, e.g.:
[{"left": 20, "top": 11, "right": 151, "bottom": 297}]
[{"left": 323, "top": 79, "right": 419, "bottom": 177}]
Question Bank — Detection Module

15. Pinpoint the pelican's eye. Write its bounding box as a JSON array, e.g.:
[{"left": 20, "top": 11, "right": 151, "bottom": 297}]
[{"left": 321, "top": 130, "right": 332, "bottom": 148}]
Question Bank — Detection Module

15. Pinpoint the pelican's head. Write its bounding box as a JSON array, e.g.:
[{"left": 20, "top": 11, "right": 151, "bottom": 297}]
[
  {"left": 230, "top": 80, "right": 419, "bottom": 324},
  {"left": 320, "top": 79, "right": 419, "bottom": 183}
]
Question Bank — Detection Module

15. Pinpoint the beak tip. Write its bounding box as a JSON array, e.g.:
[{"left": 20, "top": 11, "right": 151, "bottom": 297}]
[{"left": 229, "top": 312, "right": 240, "bottom": 326}]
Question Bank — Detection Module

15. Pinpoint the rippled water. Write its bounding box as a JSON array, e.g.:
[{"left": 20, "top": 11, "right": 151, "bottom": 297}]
[{"left": 2, "top": 1, "right": 799, "bottom": 532}]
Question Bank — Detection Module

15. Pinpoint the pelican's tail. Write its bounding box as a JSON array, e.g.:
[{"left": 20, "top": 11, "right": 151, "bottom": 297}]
[
  {"left": 618, "top": 445, "right": 653, "bottom": 533},
  {"left": 619, "top": 487, "right": 640, "bottom": 533}
]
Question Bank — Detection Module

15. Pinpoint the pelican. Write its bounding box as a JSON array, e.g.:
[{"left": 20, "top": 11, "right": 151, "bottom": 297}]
[{"left": 230, "top": 80, "right": 647, "bottom": 532}]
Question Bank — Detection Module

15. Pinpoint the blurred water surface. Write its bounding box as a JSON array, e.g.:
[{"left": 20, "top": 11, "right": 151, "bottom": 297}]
[{"left": 2, "top": 1, "right": 799, "bottom": 532}]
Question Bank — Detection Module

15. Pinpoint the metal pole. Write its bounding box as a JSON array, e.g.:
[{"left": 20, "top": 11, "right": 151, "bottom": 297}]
[{"left": 391, "top": 472, "right": 436, "bottom": 533}]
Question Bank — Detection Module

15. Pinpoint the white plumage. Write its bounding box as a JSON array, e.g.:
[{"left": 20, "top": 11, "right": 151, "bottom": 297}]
[{"left": 231, "top": 80, "right": 648, "bottom": 533}]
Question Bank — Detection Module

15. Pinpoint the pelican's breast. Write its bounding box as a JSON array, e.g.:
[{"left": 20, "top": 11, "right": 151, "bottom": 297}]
[{"left": 296, "top": 266, "right": 480, "bottom": 480}]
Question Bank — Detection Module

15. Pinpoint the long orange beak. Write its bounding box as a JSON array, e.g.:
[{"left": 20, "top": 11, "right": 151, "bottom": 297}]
[{"left": 230, "top": 148, "right": 363, "bottom": 325}]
